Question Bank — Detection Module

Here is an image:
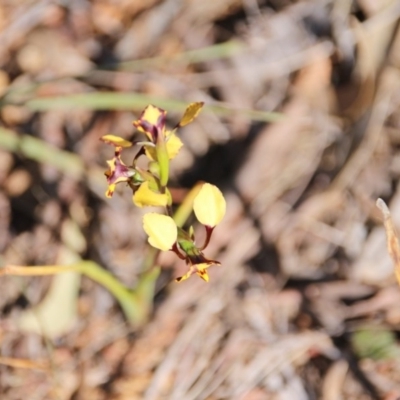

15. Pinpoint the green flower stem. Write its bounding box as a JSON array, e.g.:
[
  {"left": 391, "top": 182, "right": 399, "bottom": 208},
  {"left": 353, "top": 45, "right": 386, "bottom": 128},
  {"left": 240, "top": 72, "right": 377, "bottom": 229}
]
[
  {"left": 173, "top": 183, "right": 203, "bottom": 227},
  {"left": 156, "top": 135, "right": 169, "bottom": 188}
]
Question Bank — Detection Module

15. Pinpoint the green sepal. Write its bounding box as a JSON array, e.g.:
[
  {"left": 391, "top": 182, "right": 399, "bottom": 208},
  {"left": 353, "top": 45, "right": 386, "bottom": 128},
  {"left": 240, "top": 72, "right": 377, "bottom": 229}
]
[
  {"left": 136, "top": 167, "right": 157, "bottom": 186},
  {"left": 148, "top": 161, "right": 160, "bottom": 178},
  {"left": 130, "top": 170, "right": 145, "bottom": 185},
  {"left": 189, "top": 225, "right": 195, "bottom": 240},
  {"left": 177, "top": 237, "right": 199, "bottom": 257},
  {"left": 166, "top": 187, "right": 172, "bottom": 206}
]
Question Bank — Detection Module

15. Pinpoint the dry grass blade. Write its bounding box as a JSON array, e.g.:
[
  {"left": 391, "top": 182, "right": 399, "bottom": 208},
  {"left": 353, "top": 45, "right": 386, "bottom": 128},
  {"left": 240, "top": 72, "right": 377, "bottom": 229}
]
[
  {"left": 0, "top": 357, "right": 48, "bottom": 371},
  {"left": 322, "top": 359, "right": 349, "bottom": 400},
  {"left": 0, "top": 265, "right": 78, "bottom": 276},
  {"left": 376, "top": 198, "right": 400, "bottom": 285}
]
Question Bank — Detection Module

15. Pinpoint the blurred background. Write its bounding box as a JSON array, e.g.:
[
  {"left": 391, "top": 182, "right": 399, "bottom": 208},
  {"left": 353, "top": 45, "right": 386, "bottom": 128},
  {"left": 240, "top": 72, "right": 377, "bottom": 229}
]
[{"left": 1, "top": 0, "right": 400, "bottom": 399}]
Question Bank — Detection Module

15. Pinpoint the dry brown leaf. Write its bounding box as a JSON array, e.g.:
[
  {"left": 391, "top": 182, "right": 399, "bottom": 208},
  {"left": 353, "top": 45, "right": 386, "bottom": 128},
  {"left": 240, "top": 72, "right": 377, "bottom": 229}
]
[
  {"left": 0, "top": 356, "right": 48, "bottom": 371},
  {"left": 16, "top": 28, "right": 93, "bottom": 77},
  {"left": 115, "top": 0, "right": 184, "bottom": 60}
]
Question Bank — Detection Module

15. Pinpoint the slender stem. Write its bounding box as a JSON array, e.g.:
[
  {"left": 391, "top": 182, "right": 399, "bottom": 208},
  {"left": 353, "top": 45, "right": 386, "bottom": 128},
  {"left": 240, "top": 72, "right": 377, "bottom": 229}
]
[
  {"left": 133, "top": 146, "right": 145, "bottom": 162},
  {"left": 166, "top": 204, "right": 173, "bottom": 217},
  {"left": 199, "top": 226, "right": 214, "bottom": 250},
  {"left": 156, "top": 134, "right": 169, "bottom": 187},
  {"left": 172, "top": 243, "right": 187, "bottom": 260},
  {"left": 173, "top": 183, "right": 203, "bottom": 228}
]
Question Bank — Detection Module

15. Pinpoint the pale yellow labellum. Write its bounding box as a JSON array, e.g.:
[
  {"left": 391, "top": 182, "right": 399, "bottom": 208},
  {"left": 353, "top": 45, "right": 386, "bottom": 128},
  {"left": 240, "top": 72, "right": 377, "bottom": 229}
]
[
  {"left": 143, "top": 213, "right": 177, "bottom": 251},
  {"left": 133, "top": 181, "right": 168, "bottom": 208},
  {"left": 193, "top": 183, "right": 226, "bottom": 227}
]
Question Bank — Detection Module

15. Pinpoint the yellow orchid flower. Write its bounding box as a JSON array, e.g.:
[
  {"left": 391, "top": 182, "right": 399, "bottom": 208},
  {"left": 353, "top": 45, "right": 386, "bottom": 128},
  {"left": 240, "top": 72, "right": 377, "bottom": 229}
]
[
  {"left": 132, "top": 102, "right": 204, "bottom": 144},
  {"left": 142, "top": 203, "right": 222, "bottom": 282}
]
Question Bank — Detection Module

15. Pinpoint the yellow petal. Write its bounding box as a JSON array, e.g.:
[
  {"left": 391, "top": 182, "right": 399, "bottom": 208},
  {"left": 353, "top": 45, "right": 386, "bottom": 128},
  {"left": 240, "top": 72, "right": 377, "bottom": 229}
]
[
  {"left": 193, "top": 183, "right": 226, "bottom": 227},
  {"left": 166, "top": 133, "right": 183, "bottom": 159},
  {"left": 143, "top": 213, "right": 177, "bottom": 251},
  {"left": 133, "top": 105, "right": 166, "bottom": 138},
  {"left": 101, "top": 135, "right": 132, "bottom": 148},
  {"left": 176, "top": 269, "right": 194, "bottom": 282},
  {"left": 145, "top": 133, "right": 183, "bottom": 161},
  {"left": 144, "top": 147, "right": 157, "bottom": 161},
  {"left": 196, "top": 266, "right": 210, "bottom": 282},
  {"left": 133, "top": 181, "right": 168, "bottom": 208},
  {"left": 105, "top": 183, "right": 116, "bottom": 198},
  {"left": 176, "top": 263, "right": 212, "bottom": 282},
  {"left": 140, "top": 105, "right": 164, "bottom": 126},
  {"left": 178, "top": 102, "right": 204, "bottom": 127}
]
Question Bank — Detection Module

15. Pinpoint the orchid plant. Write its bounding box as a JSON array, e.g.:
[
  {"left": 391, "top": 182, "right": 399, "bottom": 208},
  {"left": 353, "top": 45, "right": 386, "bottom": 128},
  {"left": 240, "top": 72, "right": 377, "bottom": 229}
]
[
  {"left": 101, "top": 103, "right": 226, "bottom": 282},
  {"left": 1, "top": 103, "right": 227, "bottom": 328}
]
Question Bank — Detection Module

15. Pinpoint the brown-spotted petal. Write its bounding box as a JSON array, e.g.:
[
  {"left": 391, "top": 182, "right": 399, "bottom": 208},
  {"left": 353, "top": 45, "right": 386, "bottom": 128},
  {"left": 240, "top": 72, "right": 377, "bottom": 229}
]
[
  {"left": 104, "top": 150, "right": 135, "bottom": 197},
  {"left": 176, "top": 261, "right": 219, "bottom": 283},
  {"left": 177, "top": 102, "right": 204, "bottom": 128},
  {"left": 101, "top": 134, "right": 132, "bottom": 148},
  {"left": 133, "top": 105, "right": 167, "bottom": 142}
]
